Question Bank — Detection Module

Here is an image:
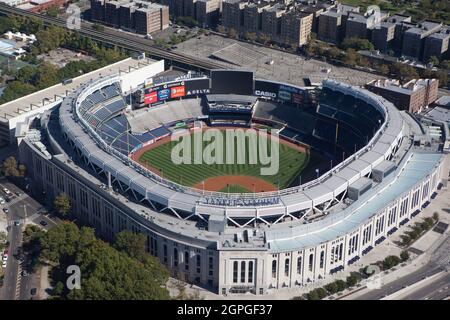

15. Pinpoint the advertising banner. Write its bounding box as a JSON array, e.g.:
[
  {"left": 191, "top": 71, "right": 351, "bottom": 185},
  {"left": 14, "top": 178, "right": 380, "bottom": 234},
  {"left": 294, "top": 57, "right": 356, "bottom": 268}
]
[
  {"left": 170, "top": 85, "right": 185, "bottom": 98},
  {"left": 278, "top": 90, "right": 291, "bottom": 101},
  {"left": 185, "top": 78, "right": 211, "bottom": 96},
  {"left": 292, "top": 92, "right": 304, "bottom": 104},
  {"left": 144, "top": 91, "right": 158, "bottom": 104},
  {"left": 158, "top": 89, "right": 170, "bottom": 101},
  {"left": 254, "top": 80, "right": 279, "bottom": 99}
]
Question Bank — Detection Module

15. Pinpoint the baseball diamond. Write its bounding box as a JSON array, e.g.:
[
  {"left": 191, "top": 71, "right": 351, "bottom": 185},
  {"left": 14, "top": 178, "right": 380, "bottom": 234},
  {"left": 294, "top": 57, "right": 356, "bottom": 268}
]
[{"left": 133, "top": 127, "right": 310, "bottom": 192}]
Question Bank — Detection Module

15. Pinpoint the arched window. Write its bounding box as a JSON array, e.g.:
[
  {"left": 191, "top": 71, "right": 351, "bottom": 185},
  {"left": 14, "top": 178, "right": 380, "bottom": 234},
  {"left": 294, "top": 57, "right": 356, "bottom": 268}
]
[
  {"left": 272, "top": 260, "right": 277, "bottom": 278},
  {"left": 184, "top": 251, "right": 189, "bottom": 271},
  {"left": 233, "top": 261, "right": 238, "bottom": 283},
  {"left": 339, "top": 243, "right": 343, "bottom": 260},
  {"left": 173, "top": 248, "right": 178, "bottom": 267},
  {"left": 248, "top": 261, "right": 254, "bottom": 283},
  {"left": 320, "top": 251, "right": 325, "bottom": 268},
  {"left": 285, "top": 258, "right": 290, "bottom": 276},
  {"left": 308, "top": 254, "right": 314, "bottom": 272},
  {"left": 196, "top": 255, "right": 201, "bottom": 273},
  {"left": 297, "top": 257, "right": 302, "bottom": 274},
  {"left": 240, "top": 261, "right": 246, "bottom": 283}
]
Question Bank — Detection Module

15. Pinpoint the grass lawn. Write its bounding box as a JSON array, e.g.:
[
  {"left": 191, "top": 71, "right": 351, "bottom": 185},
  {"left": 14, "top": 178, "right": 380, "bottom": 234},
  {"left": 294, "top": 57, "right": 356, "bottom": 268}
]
[{"left": 138, "top": 129, "right": 309, "bottom": 189}]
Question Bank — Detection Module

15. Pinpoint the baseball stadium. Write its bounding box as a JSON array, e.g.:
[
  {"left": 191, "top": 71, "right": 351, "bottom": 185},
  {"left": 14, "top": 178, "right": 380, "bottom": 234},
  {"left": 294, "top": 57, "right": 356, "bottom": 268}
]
[{"left": 17, "top": 58, "right": 449, "bottom": 296}]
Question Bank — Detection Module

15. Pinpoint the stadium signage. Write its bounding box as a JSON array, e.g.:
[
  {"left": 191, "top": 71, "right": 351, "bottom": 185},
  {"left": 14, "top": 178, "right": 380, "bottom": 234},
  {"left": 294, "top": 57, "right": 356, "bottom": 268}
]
[
  {"left": 279, "top": 84, "right": 302, "bottom": 94},
  {"left": 144, "top": 91, "right": 158, "bottom": 104},
  {"left": 186, "top": 88, "right": 210, "bottom": 95},
  {"left": 255, "top": 90, "right": 276, "bottom": 98},
  {"left": 201, "top": 197, "right": 281, "bottom": 206},
  {"left": 170, "top": 86, "right": 186, "bottom": 98},
  {"left": 158, "top": 89, "right": 170, "bottom": 101},
  {"left": 278, "top": 90, "right": 291, "bottom": 101}
]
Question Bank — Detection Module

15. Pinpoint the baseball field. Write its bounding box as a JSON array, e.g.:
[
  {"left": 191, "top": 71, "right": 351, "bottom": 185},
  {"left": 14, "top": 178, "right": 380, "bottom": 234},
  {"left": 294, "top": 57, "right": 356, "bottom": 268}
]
[{"left": 133, "top": 128, "right": 310, "bottom": 193}]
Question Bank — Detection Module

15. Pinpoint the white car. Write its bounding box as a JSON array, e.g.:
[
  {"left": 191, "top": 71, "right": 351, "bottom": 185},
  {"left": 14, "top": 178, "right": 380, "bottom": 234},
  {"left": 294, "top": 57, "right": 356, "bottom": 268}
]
[
  {"left": 0, "top": 196, "right": 5, "bottom": 204},
  {"left": 2, "top": 260, "right": 6, "bottom": 268},
  {"left": 2, "top": 254, "right": 7, "bottom": 261}
]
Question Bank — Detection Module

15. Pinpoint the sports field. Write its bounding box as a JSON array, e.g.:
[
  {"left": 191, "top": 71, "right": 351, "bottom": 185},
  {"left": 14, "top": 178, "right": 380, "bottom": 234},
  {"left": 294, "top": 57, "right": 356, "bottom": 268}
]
[{"left": 135, "top": 129, "right": 310, "bottom": 193}]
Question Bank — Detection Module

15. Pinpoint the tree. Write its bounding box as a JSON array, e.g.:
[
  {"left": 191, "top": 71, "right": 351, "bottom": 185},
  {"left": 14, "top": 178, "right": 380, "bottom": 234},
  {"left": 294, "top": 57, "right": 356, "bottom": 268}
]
[
  {"left": 307, "top": 287, "right": 327, "bottom": 300},
  {"left": 38, "top": 222, "right": 170, "bottom": 300},
  {"left": 326, "top": 46, "right": 341, "bottom": 60},
  {"left": 257, "top": 33, "right": 271, "bottom": 45},
  {"left": 46, "top": 5, "right": 59, "bottom": 17},
  {"left": 390, "top": 63, "right": 419, "bottom": 84},
  {"left": 227, "top": 28, "right": 237, "bottom": 39},
  {"left": 0, "top": 81, "right": 36, "bottom": 104},
  {"left": 324, "top": 281, "right": 339, "bottom": 294},
  {"left": 383, "top": 255, "right": 401, "bottom": 270},
  {"left": 113, "top": 230, "right": 147, "bottom": 262},
  {"left": 2, "top": 156, "right": 19, "bottom": 177},
  {"left": 378, "top": 64, "right": 390, "bottom": 75},
  {"left": 341, "top": 37, "right": 374, "bottom": 51},
  {"left": 346, "top": 275, "right": 358, "bottom": 287},
  {"left": 53, "top": 193, "right": 71, "bottom": 217},
  {"left": 400, "top": 234, "right": 411, "bottom": 246},
  {"left": 244, "top": 32, "right": 257, "bottom": 43},
  {"left": 432, "top": 212, "right": 439, "bottom": 222},
  {"left": 343, "top": 48, "right": 359, "bottom": 67},
  {"left": 400, "top": 250, "right": 410, "bottom": 262},
  {"left": 335, "top": 280, "right": 347, "bottom": 292},
  {"left": 427, "top": 55, "right": 440, "bottom": 67},
  {"left": 217, "top": 25, "right": 225, "bottom": 34}
]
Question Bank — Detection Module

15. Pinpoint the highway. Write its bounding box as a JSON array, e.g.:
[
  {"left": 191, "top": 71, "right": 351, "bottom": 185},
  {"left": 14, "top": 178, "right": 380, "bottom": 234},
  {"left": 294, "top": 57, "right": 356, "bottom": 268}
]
[{"left": 0, "top": 3, "right": 226, "bottom": 72}]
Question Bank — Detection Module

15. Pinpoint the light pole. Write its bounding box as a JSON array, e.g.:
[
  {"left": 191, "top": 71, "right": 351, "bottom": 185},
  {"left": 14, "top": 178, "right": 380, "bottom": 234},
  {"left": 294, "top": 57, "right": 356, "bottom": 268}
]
[{"left": 315, "top": 168, "right": 319, "bottom": 179}]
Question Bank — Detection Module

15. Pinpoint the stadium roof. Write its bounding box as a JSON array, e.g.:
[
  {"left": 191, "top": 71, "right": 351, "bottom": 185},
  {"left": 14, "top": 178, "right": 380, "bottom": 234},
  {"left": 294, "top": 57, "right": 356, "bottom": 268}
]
[
  {"left": 266, "top": 152, "right": 442, "bottom": 252},
  {"left": 0, "top": 57, "right": 155, "bottom": 123}
]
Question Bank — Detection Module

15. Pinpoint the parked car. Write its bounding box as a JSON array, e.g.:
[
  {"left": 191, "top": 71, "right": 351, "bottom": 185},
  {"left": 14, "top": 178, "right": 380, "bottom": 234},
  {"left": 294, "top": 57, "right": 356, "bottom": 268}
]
[
  {"left": 0, "top": 196, "right": 5, "bottom": 204},
  {"left": 2, "top": 208, "right": 9, "bottom": 214},
  {"left": 39, "top": 220, "right": 48, "bottom": 227},
  {"left": 30, "top": 288, "right": 37, "bottom": 295},
  {"left": 2, "top": 260, "right": 6, "bottom": 268},
  {"left": 2, "top": 254, "right": 7, "bottom": 261}
]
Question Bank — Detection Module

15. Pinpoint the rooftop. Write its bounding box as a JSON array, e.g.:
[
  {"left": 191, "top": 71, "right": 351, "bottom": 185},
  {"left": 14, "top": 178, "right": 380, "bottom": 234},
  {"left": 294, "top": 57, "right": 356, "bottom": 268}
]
[{"left": 0, "top": 57, "right": 155, "bottom": 123}]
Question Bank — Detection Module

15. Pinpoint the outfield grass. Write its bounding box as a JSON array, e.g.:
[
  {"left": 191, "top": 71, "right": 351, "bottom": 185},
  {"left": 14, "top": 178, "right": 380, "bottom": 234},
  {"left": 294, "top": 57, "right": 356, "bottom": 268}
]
[{"left": 138, "top": 130, "right": 309, "bottom": 189}]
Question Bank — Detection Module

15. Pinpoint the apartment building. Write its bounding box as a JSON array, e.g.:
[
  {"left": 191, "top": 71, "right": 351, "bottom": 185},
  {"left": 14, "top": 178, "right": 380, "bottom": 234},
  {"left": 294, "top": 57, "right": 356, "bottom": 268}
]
[
  {"left": 317, "top": 4, "right": 358, "bottom": 43},
  {"left": 280, "top": 10, "right": 313, "bottom": 47},
  {"left": 196, "top": 0, "right": 222, "bottom": 27},
  {"left": 401, "top": 20, "right": 442, "bottom": 60},
  {"left": 90, "top": 0, "right": 169, "bottom": 34},
  {"left": 423, "top": 27, "right": 450, "bottom": 62},
  {"left": 366, "top": 78, "right": 439, "bottom": 113}
]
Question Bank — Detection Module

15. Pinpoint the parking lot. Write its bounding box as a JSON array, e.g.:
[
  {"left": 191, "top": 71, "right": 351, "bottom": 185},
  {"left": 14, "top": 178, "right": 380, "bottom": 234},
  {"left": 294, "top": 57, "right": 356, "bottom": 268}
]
[{"left": 174, "top": 34, "right": 383, "bottom": 87}]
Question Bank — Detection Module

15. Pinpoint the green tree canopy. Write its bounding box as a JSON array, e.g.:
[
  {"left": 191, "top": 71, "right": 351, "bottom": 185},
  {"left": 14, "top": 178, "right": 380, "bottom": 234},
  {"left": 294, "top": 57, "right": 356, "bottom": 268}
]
[
  {"left": 38, "top": 222, "right": 170, "bottom": 300},
  {"left": 53, "top": 193, "right": 71, "bottom": 217}
]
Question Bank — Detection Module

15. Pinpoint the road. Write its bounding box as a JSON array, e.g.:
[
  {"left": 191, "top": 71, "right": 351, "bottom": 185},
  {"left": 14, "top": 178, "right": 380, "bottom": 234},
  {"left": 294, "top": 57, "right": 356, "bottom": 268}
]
[
  {"left": 0, "top": 3, "right": 225, "bottom": 72},
  {"left": 0, "top": 178, "right": 59, "bottom": 300},
  {"left": 401, "top": 273, "right": 450, "bottom": 300},
  {"left": 354, "top": 233, "right": 450, "bottom": 300}
]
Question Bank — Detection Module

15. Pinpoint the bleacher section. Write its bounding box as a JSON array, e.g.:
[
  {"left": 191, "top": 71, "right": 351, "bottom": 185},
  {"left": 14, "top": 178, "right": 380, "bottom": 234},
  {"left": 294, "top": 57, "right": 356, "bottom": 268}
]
[{"left": 126, "top": 98, "right": 205, "bottom": 133}]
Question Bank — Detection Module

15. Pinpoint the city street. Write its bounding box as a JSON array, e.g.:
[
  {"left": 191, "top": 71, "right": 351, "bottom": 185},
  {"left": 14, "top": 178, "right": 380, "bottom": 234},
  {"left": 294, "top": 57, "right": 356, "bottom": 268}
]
[{"left": 0, "top": 178, "right": 60, "bottom": 300}]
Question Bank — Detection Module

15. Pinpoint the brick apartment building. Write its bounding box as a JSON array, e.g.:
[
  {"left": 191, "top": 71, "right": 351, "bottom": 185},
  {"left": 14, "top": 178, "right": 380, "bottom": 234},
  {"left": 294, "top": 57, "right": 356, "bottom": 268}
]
[
  {"left": 366, "top": 78, "right": 439, "bottom": 113},
  {"left": 90, "top": 0, "right": 169, "bottom": 34}
]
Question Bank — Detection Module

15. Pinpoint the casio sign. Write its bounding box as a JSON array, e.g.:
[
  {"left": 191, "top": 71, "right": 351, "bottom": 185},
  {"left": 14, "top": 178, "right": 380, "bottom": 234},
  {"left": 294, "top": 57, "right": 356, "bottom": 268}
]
[{"left": 255, "top": 90, "right": 276, "bottom": 98}]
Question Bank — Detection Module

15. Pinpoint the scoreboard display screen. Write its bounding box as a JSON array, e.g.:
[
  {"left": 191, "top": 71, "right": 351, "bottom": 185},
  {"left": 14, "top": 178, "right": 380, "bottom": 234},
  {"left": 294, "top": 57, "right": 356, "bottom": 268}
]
[{"left": 210, "top": 70, "right": 254, "bottom": 95}]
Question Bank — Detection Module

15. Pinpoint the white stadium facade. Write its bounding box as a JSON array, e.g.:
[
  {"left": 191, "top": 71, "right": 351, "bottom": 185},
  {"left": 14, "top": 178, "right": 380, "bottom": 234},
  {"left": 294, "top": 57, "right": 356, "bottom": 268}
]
[{"left": 15, "top": 58, "right": 449, "bottom": 296}]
